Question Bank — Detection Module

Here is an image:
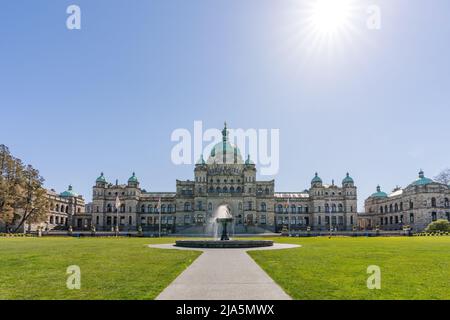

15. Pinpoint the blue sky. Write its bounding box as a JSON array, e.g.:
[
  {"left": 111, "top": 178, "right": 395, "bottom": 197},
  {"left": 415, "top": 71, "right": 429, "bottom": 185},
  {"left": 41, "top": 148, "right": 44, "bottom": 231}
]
[{"left": 1, "top": 0, "right": 449, "bottom": 210}]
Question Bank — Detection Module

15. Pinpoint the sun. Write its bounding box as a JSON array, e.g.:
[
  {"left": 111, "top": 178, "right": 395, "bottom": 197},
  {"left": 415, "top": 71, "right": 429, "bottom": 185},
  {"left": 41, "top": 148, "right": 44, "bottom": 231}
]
[{"left": 310, "top": 0, "right": 353, "bottom": 35}]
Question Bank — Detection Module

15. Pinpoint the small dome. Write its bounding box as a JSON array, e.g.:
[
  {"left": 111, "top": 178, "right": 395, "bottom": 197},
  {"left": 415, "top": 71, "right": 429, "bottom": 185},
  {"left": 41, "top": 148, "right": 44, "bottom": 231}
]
[
  {"left": 311, "top": 172, "right": 322, "bottom": 184},
  {"left": 371, "top": 185, "right": 387, "bottom": 198},
  {"left": 96, "top": 172, "right": 106, "bottom": 183},
  {"left": 409, "top": 169, "right": 433, "bottom": 186},
  {"left": 342, "top": 172, "right": 354, "bottom": 184},
  {"left": 60, "top": 185, "right": 78, "bottom": 197},
  {"left": 128, "top": 172, "right": 138, "bottom": 183}
]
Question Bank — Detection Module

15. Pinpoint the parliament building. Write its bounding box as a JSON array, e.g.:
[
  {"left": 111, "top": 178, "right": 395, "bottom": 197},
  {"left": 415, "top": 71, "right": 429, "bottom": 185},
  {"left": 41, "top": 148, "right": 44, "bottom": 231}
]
[{"left": 86, "top": 124, "right": 358, "bottom": 233}]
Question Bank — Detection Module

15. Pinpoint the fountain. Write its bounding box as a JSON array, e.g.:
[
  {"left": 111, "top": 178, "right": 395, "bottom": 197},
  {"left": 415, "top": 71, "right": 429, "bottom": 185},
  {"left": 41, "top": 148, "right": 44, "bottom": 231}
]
[{"left": 175, "top": 205, "right": 273, "bottom": 248}]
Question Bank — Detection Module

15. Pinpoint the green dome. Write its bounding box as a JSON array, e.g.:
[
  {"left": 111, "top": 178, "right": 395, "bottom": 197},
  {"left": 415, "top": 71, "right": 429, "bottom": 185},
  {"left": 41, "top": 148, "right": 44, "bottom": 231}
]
[
  {"left": 409, "top": 170, "right": 433, "bottom": 186},
  {"left": 60, "top": 185, "right": 78, "bottom": 197},
  {"left": 342, "top": 172, "right": 354, "bottom": 184},
  {"left": 207, "top": 122, "right": 244, "bottom": 164},
  {"left": 311, "top": 172, "right": 322, "bottom": 184},
  {"left": 128, "top": 172, "right": 138, "bottom": 183},
  {"left": 371, "top": 185, "right": 387, "bottom": 198},
  {"left": 96, "top": 172, "right": 106, "bottom": 183},
  {"left": 210, "top": 141, "right": 240, "bottom": 157}
]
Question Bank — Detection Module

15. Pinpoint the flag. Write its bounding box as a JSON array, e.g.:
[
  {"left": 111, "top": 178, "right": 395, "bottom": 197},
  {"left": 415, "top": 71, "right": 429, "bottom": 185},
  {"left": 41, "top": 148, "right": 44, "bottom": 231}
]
[
  {"left": 157, "top": 197, "right": 161, "bottom": 212},
  {"left": 115, "top": 195, "right": 121, "bottom": 211},
  {"left": 157, "top": 197, "right": 162, "bottom": 237}
]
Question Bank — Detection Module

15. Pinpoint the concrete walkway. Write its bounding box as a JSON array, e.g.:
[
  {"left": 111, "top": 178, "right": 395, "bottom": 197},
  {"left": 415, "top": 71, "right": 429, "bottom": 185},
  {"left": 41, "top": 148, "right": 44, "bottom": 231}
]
[{"left": 150, "top": 243, "right": 300, "bottom": 300}]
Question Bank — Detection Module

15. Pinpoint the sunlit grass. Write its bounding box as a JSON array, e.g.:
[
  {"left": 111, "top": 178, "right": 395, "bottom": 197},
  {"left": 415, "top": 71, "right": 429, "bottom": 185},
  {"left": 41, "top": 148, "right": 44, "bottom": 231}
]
[
  {"left": 248, "top": 236, "right": 450, "bottom": 300},
  {"left": 0, "top": 237, "right": 200, "bottom": 300}
]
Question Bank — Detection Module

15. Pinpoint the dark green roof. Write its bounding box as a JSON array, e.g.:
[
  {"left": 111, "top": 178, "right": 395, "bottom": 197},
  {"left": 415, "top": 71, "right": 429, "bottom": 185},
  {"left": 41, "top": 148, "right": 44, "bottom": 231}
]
[
  {"left": 128, "top": 172, "right": 138, "bottom": 183},
  {"left": 342, "top": 172, "right": 354, "bottom": 184},
  {"left": 60, "top": 185, "right": 78, "bottom": 197},
  {"left": 409, "top": 170, "right": 433, "bottom": 186},
  {"left": 371, "top": 185, "right": 387, "bottom": 198},
  {"left": 96, "top": 172, "right": 106, "bottom": 183},
  {"left": 311, "top": 172, "right": 322, "bottom": 184}
]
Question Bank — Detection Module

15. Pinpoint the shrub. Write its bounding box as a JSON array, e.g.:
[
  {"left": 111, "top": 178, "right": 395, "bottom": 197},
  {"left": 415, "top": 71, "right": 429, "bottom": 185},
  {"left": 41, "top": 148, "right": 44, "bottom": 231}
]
[{"left": 425, "top": 219, "right": 450, "bottom": 233}]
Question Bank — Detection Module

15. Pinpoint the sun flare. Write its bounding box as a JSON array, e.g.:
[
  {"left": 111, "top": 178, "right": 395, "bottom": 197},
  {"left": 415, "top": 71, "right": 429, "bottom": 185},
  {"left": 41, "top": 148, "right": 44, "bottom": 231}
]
[{"left": 310, "top": 0, "right": 352, "bottom": 35}]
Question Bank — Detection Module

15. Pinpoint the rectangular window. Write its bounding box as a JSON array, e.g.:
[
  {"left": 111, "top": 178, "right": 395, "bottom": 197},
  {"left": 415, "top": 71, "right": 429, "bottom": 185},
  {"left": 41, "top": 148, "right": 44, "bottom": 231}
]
[
  {"left": 260, "top": 215, "right": 267, "bottom": 224},
  {"left": 410, "top": 213, "right": 414, "bottom": 223},
  {"left": 432, "top": 212, "right": 437, "bottom": 221}
]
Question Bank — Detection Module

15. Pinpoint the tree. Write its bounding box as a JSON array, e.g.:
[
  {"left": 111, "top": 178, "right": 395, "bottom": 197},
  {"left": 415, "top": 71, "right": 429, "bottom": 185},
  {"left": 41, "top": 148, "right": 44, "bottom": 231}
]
[
  {"left": 425, "top": 219, "right": 450, "bottom": 233},
  {"left": 434, "top": 168, "right": 450, "bottom": 185},
  {"left": 0, "top": 145, "right": 49, "bottom": 233}
]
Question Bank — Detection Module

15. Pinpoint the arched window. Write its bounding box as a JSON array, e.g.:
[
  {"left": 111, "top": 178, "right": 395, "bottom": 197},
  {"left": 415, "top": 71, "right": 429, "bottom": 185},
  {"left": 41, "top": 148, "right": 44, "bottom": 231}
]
[
  {"left": 389, "top": 204, "right": 393, "bottom": 213},
  {"left": 238, "top": 202, "right": 243, "bottom": 211},
  {"left": 184, "top": 202, "right": 191, "bottom": 211},
  {"left": 380, "top": 206, "right": 383, "bottom": 213},
  {"left": 394, "top": 203, "right": 399, "bottom": 212},
  {"left": 298, "top": 206, "right": 303, "bottom": 213},
  {"left": 331, "top": 204, "right": 337, "bottom": 213},
  {"left": 265, "top": 187, "right": 270, "bottom": 194},
  {"left": 385, "top": 205, "right": 388, "bottom": 213},
  {"left": 209, "top": 186, "right": 214, "bottom": 193},
  {"left": 261, "top": 202, "right": 267, "bottom": 212},
  {"left": 277, "top": 204, "right": 283, "bottom": 213},
  {"left": 236, "top": 187, "right": 242, "bottom": 193},
  {"left": 107, "top": 204, "right": 112, "bottom": 213},
  {"left": 230, "top": 186, "right": 235, "bottom": 193},
  {"left": 148, "top": 205, "right": 153, "bottom": 212},
  {"left": 305, "top": 206, "right": 309, "bottom": 213},
  {"left": 65, "top": 206, "right": 69, "bottom": 213},
  {"left": 291, "top": 204, "right": 296, "bottom": 213},
  {"left": 338, "top": 204, "right": 343, "bottom": 212},
  {"left": 168, "top": 204, "right": 173, "bottom": 213},
  {"left": 431, "top": 197, "right": 437, "bottom": 208},
  {"left": 208, "top": 203, "right": 212, "bottom": 211},
  {"left": 141, "top": 205, "right": 145, "bottom": 213},
  {"left": 325, "top": 204, "right": 330, "bottom": 213},
  {"left": 445, "top": 198, "right": 449, "bottom": 208},
  {"left": 161, "top": 204, "right": 166, "bottom": 213},
  {"left": 409, "top": 201, "right": 414, "bottom": 209},
  {"left": 223, "top": 187, "right": 228, "bottom": 193},
  {"left": 216, "top": 187, "right": 221, "bottom": 193}
]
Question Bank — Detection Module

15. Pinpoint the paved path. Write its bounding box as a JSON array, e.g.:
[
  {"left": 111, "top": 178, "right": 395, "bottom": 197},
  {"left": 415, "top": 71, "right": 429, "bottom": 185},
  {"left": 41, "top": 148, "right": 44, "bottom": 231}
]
[{"left": 150, "top": 243, "right": 300, "bottom": 300}]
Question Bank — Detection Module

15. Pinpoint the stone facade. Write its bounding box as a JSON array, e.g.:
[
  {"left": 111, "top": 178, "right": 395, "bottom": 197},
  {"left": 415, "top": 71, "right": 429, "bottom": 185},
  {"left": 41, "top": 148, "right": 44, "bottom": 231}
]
[
  {"left": 87, "top": 124, "right": 358, "bottom": 233},
  {"left": 17, "top": 186, "right": 85, "bottom": 232},
  {"left": 359, "top": 170, "right": 450, "bottom": 231}
]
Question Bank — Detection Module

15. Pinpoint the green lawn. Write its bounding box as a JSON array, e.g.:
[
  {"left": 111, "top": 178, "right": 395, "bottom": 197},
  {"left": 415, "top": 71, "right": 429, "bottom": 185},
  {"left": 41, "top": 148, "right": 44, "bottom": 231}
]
[
  {"left": 248, "top": 236, "right": 450, "bottom": 300},
  {"left": 0, "top": 237, "right": 200, "bottom": 300},
  {"left": 1, "top": 236, "right": 449, "bottom": 300}
]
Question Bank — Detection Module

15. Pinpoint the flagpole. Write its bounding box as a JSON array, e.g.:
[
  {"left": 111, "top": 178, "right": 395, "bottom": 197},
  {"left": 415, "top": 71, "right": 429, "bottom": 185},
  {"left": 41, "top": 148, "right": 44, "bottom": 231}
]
[
  {"left": 287, "top": 198, "right": 291, "bottom": 236},
  {"left": 115, "top": 195, "right": 120, "bottom": 237},
  {"left": 158, "top": 197, "right": 161, "bottom": 237}
]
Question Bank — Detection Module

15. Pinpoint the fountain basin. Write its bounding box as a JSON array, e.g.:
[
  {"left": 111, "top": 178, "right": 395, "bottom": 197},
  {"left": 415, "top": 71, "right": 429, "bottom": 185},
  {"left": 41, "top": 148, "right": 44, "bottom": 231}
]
[{"left": 175, "top": 240, "right": 273, "bottom": 249}]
